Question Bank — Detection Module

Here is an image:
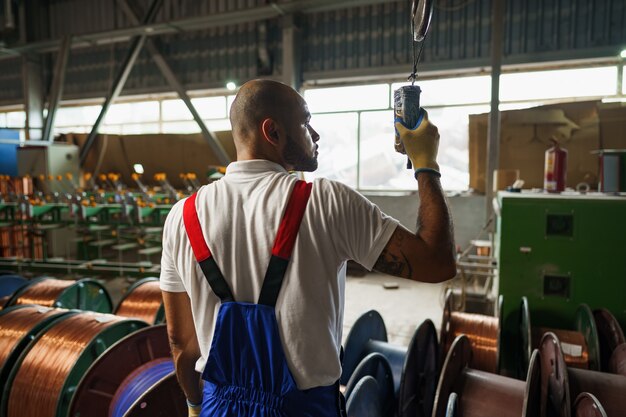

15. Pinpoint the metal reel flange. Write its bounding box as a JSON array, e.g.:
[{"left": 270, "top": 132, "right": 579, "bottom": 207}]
[
  {"left": 519, "top": 296, "right": 533, "bottom": 377},
  {"left": 574, "top": 304, "right": 600, "bottom": 371},
  {"left": 397, "top": 319, "right": 439, "bottom": 417},
  {"left": 344, "top": 353, "right": 394, "bottom": 415},
  {"left": 0, "top": 275, "right": 27, "bottom": 308},
  {"left": 122, "top": 372, "right": 186, "bottom": 417},
  {"left": 445, "top": 392, "right": 458, "bottom": 417},
  {"left": 574, "top": 393, "right": 608, "bottom": 417},
  {"left": 608, "top": 343, "right": 626, "bottom": 376},
  {"left": 345, "top": 375, "right": 383, "bottom": 417},
  {"left": 439, "top": 289, "right": 456, "bottom": 361},
  {"left": 3, "top": 276, "right": 48, "bottom": 307},
  {"left": 539, "top": 332, "right": 571, "bottom": 417},
  {"left": 592, "top": 308, "right": 625, "bottom": 372},
  {"left": 521, "top": 349, "right": 542, "bottom": 417},
  {"left": 70, "top": 325, "right": 171, "bottom": 417},
  {"left": 341, "top": 310, "right": 388, "bottom": 385},
  {"left": 432, "top": 335, "right": 472, "bottom": 417},
  {"left": 495, "top": 294, "right": 504, "bottom": 374}
]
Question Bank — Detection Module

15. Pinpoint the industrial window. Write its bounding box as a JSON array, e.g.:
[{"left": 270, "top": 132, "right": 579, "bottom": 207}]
[
  {"left": 500, "top": 66, "right": 618, "bottom": 102},
  {"left": 391, "top": 76, "right": 492, "bottom": 107},
  {"left": 162, "top": 97, "right": 228, "bottom": 121},
  {"left": 303, "top": 112, "right": 359, "bottom": 188},
  {"left": 0, "top": 113, "right": 6, "bottom": 127},
  {"left": 6, "top": 111, "right": 26, "bottom": 128},
  {"left": 190, "top": 97, "right": 227, "bottom": 119},
  {"left": 105, "top": 102, "right": 160, "bottom": 124},
  {"left": 304, "top": 84, "right": 390, "bottom": 112},
  {"left": 56, "top": 106, "right": 102, "bottom": 127}
]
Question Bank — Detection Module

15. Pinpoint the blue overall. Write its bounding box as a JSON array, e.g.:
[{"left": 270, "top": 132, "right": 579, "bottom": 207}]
[{"left": 183, "top": 180, "right": 346, "bottom": 417}]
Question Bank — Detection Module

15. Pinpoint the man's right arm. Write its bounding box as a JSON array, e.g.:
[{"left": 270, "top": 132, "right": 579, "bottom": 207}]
[
  {"left": 373, "top": 172, "right": 456, "bottom": 283},
  {"left": 373, "top": 113, "right": 456, "bottom": 283}
]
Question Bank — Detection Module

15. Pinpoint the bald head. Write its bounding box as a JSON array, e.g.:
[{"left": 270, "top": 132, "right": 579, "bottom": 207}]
[
  {"left": 229, "top": 79, "right": 302, "bottom": 141},
  {"left": 228, "top": 79, "right": 319, "bottom": 171}
]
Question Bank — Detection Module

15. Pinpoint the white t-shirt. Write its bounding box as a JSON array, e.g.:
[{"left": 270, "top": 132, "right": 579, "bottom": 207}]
[{"left": 160, "top": 160, "right": 399, "bottom": 390}]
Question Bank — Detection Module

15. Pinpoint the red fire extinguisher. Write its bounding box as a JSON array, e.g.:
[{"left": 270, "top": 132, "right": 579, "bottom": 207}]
[{"left": 544, "top": 138, "right": 567, "bottom": 193}]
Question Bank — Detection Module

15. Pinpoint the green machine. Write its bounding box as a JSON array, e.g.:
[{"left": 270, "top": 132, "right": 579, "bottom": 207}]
[{"left": 495, "top": 192, "right": 626, "bottom": 376}]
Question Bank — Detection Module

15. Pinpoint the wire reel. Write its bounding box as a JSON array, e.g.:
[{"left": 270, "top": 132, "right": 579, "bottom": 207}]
[
  {"left": 115, "top": 277, "right": 165, "bottom": 324},
  {"left": 70, "top": 325, "right": 181, "bottom": 417},
  {"left": 440, "top": 289, "right": 503, "bottom": 374},
  {"left": 539, "top": 332, "right": 626, "bottom": 417},
  {"left": 432, "top": 334, "right": 541, "bottom": 417},
  {"left": 341, "top": 310, "right": 439, "bottom": 417},
  {"left": 519, "top": 297, "right": 600, "bottom": 375}
]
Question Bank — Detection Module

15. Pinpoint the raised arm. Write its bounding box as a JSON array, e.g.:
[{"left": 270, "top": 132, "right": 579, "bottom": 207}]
[{"left": 373, "top": 113, "right": 456, "bottom": 283}]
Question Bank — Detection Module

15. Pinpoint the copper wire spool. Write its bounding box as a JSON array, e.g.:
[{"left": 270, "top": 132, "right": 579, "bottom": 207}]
[
  {"left": 0, "top": 305, "right": 71, "bottom": 394},
  {"left": 440, "top": 290, "right": 502, "bottom": 374},
  {"left": 5, "top": 277, "right": 113, "bottom": 313},
  {"left": 432, "top": 335, "right": 541, "bottom": 417},
  {"left": 9, "top": 278, "right": 73, "bottom": 307},
  {"left": 12, "top": 177, "right": 33, "bottom": 196},
  {"left": 70, "top": 325, "right": 175, "bottom": 417},
  {"left": 4, "top": 312, "right": 146, "bottom": 417},
  {"left": 115, "top": 278, "right": 164, "bottom": 324},
  {"left": 539, "top": 332, "right": 626, "bottom": 417},
  {"left": 520, "top": 298, "right": 600, "bottom": 375},
  {"left": 533, "top": 327, "right": 589, "bottom": 368}
]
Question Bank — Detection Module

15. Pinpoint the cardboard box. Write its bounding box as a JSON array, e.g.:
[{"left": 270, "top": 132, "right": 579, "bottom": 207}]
[
  {"left": 469, "top": 101, "right": 601, "bottom": 193},
  {"left": 64, "top": 132, "right": 236, "bottom": 188}
]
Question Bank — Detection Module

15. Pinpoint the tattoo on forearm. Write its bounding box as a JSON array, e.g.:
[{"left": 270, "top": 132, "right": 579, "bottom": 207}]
[{"left": 373, "top": 247, "right": 413, "bottom": 278}]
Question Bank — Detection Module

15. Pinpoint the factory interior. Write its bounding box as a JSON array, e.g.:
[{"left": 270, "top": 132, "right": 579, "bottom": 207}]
[{"left": 0, "top": 0, "right": 625, "bottom": 416}]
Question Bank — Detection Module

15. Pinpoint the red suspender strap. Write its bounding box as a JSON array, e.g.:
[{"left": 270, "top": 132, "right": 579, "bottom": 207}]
[
  {"left": 183, "top": 193, "right": 234, "bottom": 302},
  {"left": 183, "top": 193, "right": 211, "bottom": 262},
  {"left": 271, "top": 180, "right": 313, "bottom": 260},
  {"left": 258, "top": 180, "right": 313, "bottom": 306}
]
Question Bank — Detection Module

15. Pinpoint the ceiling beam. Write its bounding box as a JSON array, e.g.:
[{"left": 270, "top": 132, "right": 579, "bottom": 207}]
[{"left": 0, "top": 0, "right": 398, "bottom": 58}]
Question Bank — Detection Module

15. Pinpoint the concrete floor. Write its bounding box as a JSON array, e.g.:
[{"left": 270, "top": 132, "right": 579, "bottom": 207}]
[{"left": 344, "top": 273, "right": 447, "bottom": 347}]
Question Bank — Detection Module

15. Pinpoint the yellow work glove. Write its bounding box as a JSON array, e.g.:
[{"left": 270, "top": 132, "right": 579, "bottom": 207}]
[
  {"left": 187, "top": 399, "right": 201, "bottom": 417},
  {"left": 394, "top": 110, "right": 440, "bottom": 176},
  {"left": 188, "top": 405, "right": 201, "bottom": 417}
]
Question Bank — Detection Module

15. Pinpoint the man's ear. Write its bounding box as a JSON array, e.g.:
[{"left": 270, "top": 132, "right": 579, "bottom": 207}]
[{"left": 261, "top": 118, "right": 280, "bottom": 146}]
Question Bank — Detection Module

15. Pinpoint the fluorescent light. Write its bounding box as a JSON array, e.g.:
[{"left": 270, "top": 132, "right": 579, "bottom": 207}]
[
  {"left": 621, "top": 49, "right": 626, "bottom": 59},
  {"left": 133, "top": 163, "right": 144, "bottom": 174},
  {"left": 226, "top": 81, "right": 237, "bottom": 91}
]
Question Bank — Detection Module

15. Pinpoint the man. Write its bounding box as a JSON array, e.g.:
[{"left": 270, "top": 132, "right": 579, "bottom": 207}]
[{"left": 160, "top": 79, "right": 455, "bottom": 417}]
